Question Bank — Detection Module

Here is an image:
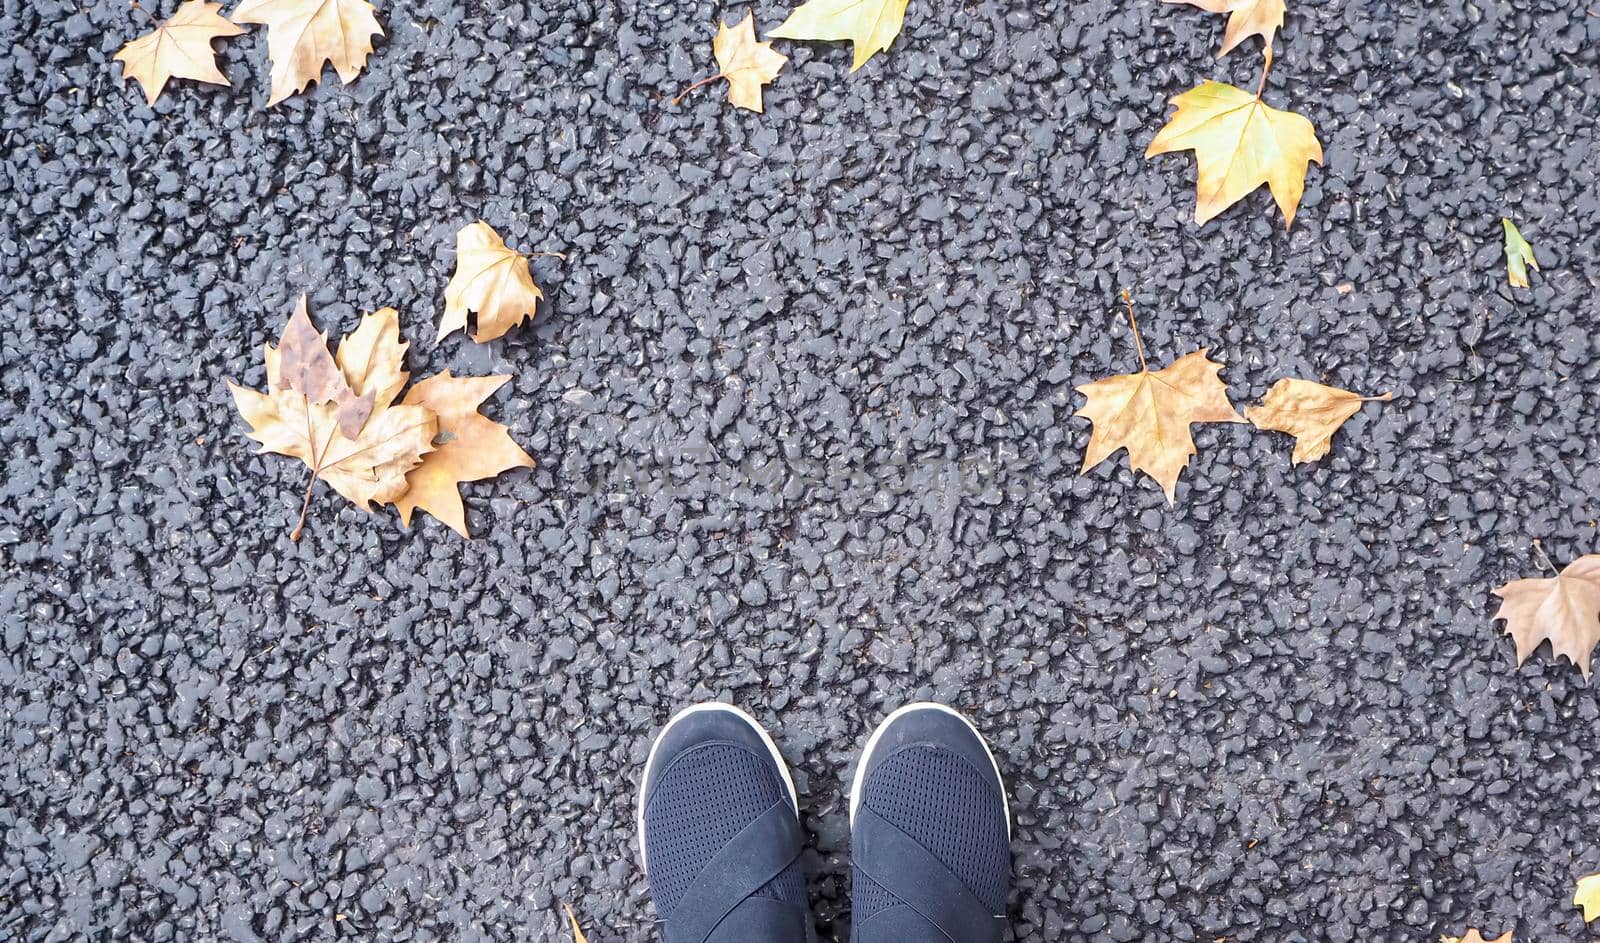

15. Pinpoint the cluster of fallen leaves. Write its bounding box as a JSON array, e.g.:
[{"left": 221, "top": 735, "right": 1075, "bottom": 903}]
[
  {"left": 1075, "top": 292, "right": 1390, "bottom": 502},
  {"left": 230, "top": 220, "right": 555, "bottom": 540},
  {"left": 114, "top": 0, "right": 382, "bottom": 105},
  {"left": 675, "top": 0, "right": 910, "bottom": 113}
]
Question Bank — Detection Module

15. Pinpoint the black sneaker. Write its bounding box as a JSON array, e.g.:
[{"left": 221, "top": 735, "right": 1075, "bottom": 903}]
[
  {"left": 849, "top": 703, "right": 1011, "bottom": 943},
  {"left": 639, "top": 703, "right": 816, "bottom": 943}
]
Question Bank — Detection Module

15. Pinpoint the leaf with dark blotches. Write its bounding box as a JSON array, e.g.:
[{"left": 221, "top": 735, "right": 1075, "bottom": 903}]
[
  {"left": 231, "top": 302, "right": 435, "bottom": 540},
  {"left": 270, "top": 295, "right": 375, "bottom": 438}
]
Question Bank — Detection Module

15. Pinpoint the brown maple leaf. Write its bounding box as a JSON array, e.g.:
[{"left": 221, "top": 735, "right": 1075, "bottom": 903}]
[
  {"left": 674, "top": 13, "right": 788, "bottom": 113},
  {"left": 393, "top": 371, "right": 534, "bottom": 538},
  {"left": 1245, "top": 378, "right": 1391, "bottom": 465},
  {"left": 1441, "top": 931, "right": 1512, "bottom": 943},
  {"left": 1074, "top": 292, "right": 1244, "bottom": 502},
  {"left": 230, "top": 301, "right": 435, "bottom": 540},
  {"left": 1493, "top": 554, "right": 1600, "bottom": 678},
  {"left": 438, "top": 221, "right": 549, "bottom": 343},
  {"left": 268, "top": 294, "right": 375, "bottom": 438},
  {"left": 231, "top": 0, "right": 383, "bottom": 106},
  {"left": 114, "top": 0, "right": 244, "bottom": 104},
  {"left": 1165, "top": 0, "right": 1285, "bottom": 58}
]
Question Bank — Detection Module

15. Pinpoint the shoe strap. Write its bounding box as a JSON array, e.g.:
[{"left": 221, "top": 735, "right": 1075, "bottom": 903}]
[
  {"left": 663, "top": 798, "right": 808, "bottom": 943},
  {"left": 853, "top": 805, "right": 1004, "bottom": 943}
]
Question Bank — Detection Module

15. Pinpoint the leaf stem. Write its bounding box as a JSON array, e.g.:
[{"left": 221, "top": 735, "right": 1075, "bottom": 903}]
[
  {"left": 290, "top": 470, "right": 317, "bottom": 542},
  {"left": 672, "top": 73, "right": 727, "bottom": 106},
  {"left": 129, "top": 0, "right": 156, "bottom": 23},
  {"left": 1532, "top": 539, "right": 1559, "bottom": 576},
  {"left": 1362, "top": 391, "right": 1395, "bottom": 403},
  {"left": 1255, "top": 46, "right": 1274, "bottom": 100},
  {"left": 528, "top": 249, "right": 569, "bottom": 261},
  {"left": 1121, "top": 289, "right": 1148, "bottom": 372}
]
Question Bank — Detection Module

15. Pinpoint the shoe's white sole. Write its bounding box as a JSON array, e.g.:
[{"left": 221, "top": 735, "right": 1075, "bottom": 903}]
[
  {"left": 848, "top": 702, "right": 1012, "bottom": 838},
  {"left": 637, "top": 702, "right": 800, "bottom": 873}
]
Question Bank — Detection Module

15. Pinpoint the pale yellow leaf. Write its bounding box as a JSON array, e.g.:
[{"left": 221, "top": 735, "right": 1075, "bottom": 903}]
[
  {"left": 1493, "top": 556, "right": 1600, "bottom": 678},
  {"left": 114, "top": 0, "right": 243, "bottom": 104},
  {"left": 771, "top": 0, "right": 909, "bottom": 72},
  {"left": 439, "top": 221, "right": 546, "bottom": 343},
  {"left": 1146, "top": 80, "right": 1322, "bottom": 228},
  {"left": 231, "top": 0, "right": 384, "bottom": 106},
  {"left": 714, "top": 13, "right": 787, "bottom": 112},
  {"left": 1578, "top": 873, "right": 1600, "bottom": 922}
]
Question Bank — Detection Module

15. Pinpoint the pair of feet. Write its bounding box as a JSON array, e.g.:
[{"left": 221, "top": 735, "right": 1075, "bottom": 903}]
[{"left": 639, "top": 702, "right": 1012, "bottom": 943}]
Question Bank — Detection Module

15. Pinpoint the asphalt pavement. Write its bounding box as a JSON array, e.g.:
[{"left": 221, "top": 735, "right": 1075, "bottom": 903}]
[{"left": 2, "top": 0, "right": 1599, "bottom": 939}]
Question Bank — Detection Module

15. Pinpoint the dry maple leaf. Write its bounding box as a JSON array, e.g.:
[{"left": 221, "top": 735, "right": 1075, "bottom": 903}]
[
  {"left": 674, "top": 13, "right": 788, "bottom": 113},
  {"left": 114, "top": 0, "right": 244, "bottom": 104},
  {"left": 1074, "top": 292, "right": 1245, "bottom": 503},
  {"left": 230, "top": 301, "right": 435, "bottom": 540},
  {"left": 563, "top": 903, "right": 588, "bottom": 943},
  {"left": 771, "top": 0, "right": 909, "bottom": 72},
  {"left": 1441, "top": 932, "right": 1512, "bottom": 943},
  {"left": 393, "top": 371, "right": 533, "bottom": 538},
  {"left": 1245, "top": 378, "right": 1391, "bottom": 465},
  {"left": 1165, "top": 0, "right": 1285, "bottom": 58},
  {"left": 439, "top": 221, "right": 548, "bottom": 343},
  {"left": 1492, "top": 554, "right": 1600, "bottom": 678},
  {"left": 1147, "top": 79, "right": 1322, "bottom": 227},
  {"left": 231, "top": 0, "right": 383, "bottom": 106},
  {"left": 1577, "top": 873, "right": 1600, "bottom": 922},
  {"left": 1502, "top": 218, "right": 1538, "bottom": 289},
  {"left": 269, "top": 294, "right": 375, "bottom": 438}
]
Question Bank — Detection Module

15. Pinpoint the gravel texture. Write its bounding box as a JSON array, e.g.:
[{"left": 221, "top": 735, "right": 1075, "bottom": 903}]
[{"left": 4, "top": 0, "right": 1600, "bottom": 940}]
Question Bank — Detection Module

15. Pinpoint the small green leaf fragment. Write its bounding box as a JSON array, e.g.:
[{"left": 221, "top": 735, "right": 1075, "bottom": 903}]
[{"left": 1502, "top": 217, "right": 1538, "bottom": 289}]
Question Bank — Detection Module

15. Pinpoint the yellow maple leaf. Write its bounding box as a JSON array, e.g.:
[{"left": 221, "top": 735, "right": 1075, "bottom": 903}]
[
  {"left": 230, "top": 301, "right": 435, "bottom": 541},
  {"left": 675, "top": 13, "right": 788, "bottom": 113},
  {"left": 438, "top": 221, "right": 547, "bottom": 343},
  {"left": 1493, "top": 555, "right": 1600, "bottom": 678},
  {"left": 1245, "top": 378, "right": 1391, "bottom": 465},
  {"left": 1074, "top": 293, "right": 1244, "bottom": 502},
  {"left": 231, "top": 0, "right": 384, "bottom": 106},
  {"left": 1577, "top": 873, "right": 1600, "bottom": 922},
  {"left": 114, "top": 0, "right": 244, "bottom": 104},
  {"left": 394, "top": 371, "right": 534, "bottom": 538},
  {"left": 1146, "top": 80, "right": 1322, "bottom": 228},
  {"left": 771, "top": 0, "right": 909, "bottom": 72},
  {"left": 1165, "top": 0, "right": 1285, "bottom": 58}
]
